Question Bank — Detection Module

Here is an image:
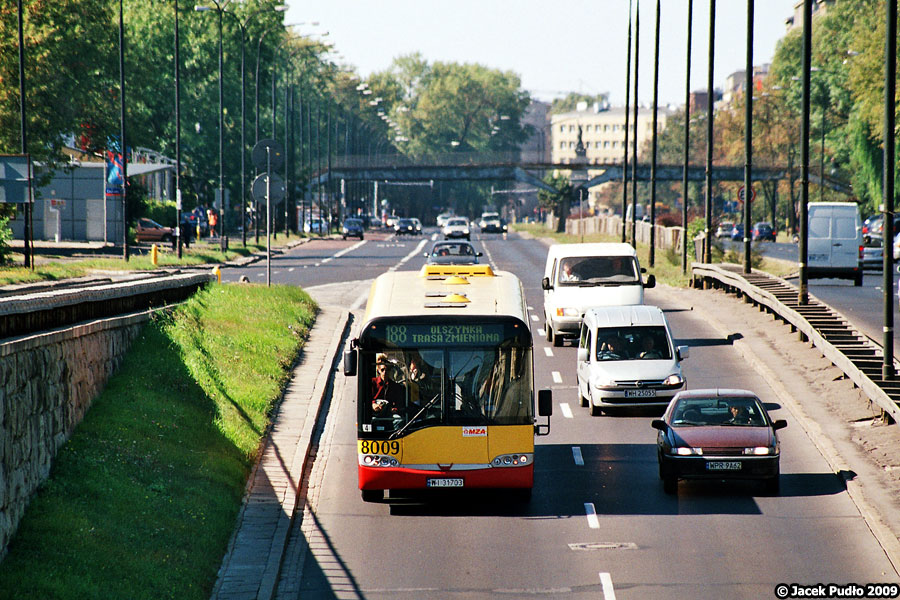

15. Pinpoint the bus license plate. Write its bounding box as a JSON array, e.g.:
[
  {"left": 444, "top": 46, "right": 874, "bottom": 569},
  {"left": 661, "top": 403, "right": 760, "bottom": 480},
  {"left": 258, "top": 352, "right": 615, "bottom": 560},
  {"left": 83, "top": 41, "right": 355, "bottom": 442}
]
[
  {"left": 706, "top": 461, "right": 741, "bottom": 471},
  {"left": 624, "top": 389, "right": 656, "bottom": 398},
  {"left": 427, "top": 478, "right": 464, "bottom": 488}
]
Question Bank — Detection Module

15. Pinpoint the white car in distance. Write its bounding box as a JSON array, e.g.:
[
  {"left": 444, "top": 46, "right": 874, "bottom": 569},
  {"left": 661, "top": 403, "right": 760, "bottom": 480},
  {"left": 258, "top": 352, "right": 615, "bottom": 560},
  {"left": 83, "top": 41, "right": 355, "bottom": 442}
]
[{"left": 442, "top": 217, "right": 470, "bottom": 240}]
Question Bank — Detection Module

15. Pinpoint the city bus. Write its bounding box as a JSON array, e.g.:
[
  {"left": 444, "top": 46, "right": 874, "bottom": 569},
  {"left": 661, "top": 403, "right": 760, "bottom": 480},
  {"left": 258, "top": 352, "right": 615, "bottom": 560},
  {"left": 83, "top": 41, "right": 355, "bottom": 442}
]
[{"left": 343, "top": 263, "right": 552, "bottom": 502}]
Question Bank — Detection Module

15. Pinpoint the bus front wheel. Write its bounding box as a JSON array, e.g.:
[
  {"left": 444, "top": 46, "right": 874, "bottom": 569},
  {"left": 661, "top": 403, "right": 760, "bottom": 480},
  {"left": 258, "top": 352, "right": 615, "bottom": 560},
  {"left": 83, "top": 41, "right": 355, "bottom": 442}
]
[{"left": 361, "top": 489, "right": 384, "bottom": 502}]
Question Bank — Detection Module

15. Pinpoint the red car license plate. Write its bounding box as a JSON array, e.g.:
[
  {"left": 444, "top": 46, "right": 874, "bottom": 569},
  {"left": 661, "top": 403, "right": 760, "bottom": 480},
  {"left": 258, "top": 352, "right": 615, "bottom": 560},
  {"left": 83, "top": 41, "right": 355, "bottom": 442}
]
[{"left": 706, "top": 461, "right": 741, "bottom": 471}]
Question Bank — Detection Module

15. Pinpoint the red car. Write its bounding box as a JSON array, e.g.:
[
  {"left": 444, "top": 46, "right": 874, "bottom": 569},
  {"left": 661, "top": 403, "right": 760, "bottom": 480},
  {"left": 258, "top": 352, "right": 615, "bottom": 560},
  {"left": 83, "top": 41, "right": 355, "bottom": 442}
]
[
  {"left": 135, "top": 218, "right": 174, "bottom": 244},
  {"left": 651, "top": 389, "right": 786, "bottom": 495}
]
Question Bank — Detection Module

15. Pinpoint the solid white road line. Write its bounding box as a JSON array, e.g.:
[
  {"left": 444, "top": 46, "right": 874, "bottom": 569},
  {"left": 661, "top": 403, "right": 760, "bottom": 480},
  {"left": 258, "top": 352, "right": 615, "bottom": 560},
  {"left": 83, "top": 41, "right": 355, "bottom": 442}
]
[
  {"left": 351, "top": 287, "right": 370, "bottom": 311},
  {"left": 572, "top": 446, "right": 584, "bottom": 466},
  {"left": 333, "top": 239, "right": 366, "bottom": 259},
  {"left": 599, "top": 573, "right": 617, "bottom": 600},
  {"left": 560, "top": 403, "right": 573, "bottom": 419},
  {"left": 544, "top": 347, "right": 553, "bottom": 357},
  {"left": 552, "top": 371, "right": 563, "bottom": 384},
  {"left": 584, "top": 503, "right": 600, "bottom": 529}
]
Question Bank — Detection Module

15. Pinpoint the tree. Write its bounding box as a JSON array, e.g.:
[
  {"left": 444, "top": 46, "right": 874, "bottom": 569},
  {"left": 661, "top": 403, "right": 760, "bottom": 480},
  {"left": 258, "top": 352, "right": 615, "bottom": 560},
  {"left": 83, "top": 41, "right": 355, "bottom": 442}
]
[{"left": 538, "top": 173, "right": 571, "bottom": 233}]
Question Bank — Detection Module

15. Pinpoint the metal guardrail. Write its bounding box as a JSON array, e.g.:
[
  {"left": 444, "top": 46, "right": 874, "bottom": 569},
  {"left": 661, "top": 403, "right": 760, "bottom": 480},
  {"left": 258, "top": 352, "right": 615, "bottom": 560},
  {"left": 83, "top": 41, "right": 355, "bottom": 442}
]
[{"left": 692, "top": 263, "right": 900, "bottom": 424}]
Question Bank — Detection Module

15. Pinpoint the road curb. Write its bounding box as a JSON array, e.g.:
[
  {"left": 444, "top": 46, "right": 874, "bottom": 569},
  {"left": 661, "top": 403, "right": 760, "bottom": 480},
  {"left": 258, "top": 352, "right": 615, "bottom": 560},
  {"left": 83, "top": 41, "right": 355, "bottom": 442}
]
[
  {"left": 210, "top": 306, "right": 352, "bottom": 600},
  {"left": 655, "top": 284, "right": 900, "bottom": 576}
]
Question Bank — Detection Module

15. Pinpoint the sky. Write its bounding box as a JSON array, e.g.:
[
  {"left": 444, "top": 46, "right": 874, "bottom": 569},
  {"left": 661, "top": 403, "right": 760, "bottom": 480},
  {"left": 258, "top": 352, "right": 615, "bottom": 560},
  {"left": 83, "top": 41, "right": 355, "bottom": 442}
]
[{"left": 286, "top": 0, "right": 794, "bottom": 108}]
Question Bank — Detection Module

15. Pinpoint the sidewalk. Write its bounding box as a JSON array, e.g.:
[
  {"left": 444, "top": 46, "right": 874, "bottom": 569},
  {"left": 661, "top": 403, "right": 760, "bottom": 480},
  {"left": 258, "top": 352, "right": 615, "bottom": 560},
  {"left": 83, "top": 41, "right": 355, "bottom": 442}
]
[{"left": 210, "top": 305, "right": 351, "bottom": 600}]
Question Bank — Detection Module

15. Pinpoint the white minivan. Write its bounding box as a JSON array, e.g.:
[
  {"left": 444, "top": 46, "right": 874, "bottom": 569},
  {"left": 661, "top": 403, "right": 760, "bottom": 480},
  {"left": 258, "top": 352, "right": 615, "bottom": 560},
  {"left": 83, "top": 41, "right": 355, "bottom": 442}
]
[
  {"left": 807, "top": 202, "right": 863, "bottom": 286},
  {"left": 576, "top": 305, "right": 689, "bottom": 416},
  {"left": 541, "top": 242, "right": 655, "bottom": 346}
]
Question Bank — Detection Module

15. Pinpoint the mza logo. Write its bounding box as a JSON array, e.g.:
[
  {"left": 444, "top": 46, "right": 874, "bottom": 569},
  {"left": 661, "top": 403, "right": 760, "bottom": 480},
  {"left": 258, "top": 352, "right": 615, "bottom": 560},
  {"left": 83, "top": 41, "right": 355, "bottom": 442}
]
[{"left": 462, "top": 426, "right": 487, "bottom": 437}]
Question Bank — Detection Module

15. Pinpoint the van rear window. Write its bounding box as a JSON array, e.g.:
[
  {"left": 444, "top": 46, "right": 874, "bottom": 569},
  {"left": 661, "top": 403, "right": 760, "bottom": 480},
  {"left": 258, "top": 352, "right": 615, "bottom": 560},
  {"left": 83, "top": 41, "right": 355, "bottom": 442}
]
[{"left": 833, "top": 217, "right": 857, "bottom": 239}]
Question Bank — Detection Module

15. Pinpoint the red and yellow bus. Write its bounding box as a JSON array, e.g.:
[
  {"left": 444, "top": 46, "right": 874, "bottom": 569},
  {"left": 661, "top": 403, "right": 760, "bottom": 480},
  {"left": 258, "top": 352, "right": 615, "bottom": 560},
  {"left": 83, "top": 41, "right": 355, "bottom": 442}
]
[{"left": 344, "top": 264, "right": 552, "bottom": 502}]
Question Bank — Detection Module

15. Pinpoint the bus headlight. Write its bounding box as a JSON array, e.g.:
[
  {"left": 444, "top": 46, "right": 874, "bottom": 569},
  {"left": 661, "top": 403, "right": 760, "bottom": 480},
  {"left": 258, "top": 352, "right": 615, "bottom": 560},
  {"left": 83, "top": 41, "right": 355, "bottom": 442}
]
[
  {"left": 556, "top": 307, "right": 579, "bottom": 317},
  {"left": 361, "top": 455, "right": 399, "bottom": 467},
  {"left": 491, "top": 453, "right": 531, "bottom": 467}
]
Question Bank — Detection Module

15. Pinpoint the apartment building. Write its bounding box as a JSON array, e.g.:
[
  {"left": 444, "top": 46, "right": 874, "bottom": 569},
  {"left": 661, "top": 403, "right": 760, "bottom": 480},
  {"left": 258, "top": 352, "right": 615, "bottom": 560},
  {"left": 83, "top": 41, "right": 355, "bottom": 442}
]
[{"left": 549, "top": 102, "right": 670, "bottom": 166}]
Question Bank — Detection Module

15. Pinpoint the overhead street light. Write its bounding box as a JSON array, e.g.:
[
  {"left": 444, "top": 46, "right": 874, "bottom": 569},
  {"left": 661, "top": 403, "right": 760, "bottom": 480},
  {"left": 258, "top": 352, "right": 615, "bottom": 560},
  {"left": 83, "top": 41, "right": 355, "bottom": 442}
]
[{"left": 198, "top": 2, "right": 288, "bottom": 247}]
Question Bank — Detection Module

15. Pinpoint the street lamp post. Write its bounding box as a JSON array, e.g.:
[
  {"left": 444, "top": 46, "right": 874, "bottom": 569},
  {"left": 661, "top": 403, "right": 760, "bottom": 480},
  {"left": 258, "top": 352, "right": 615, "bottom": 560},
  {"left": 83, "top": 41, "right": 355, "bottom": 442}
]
[
  {"left": 193, "top": 1, "right": 228, "bottom": 251},
  {"left": 206, "top": 4, "right": 288, "bottom": 248},
  {"left": 622, "top": 0, "right": 632, "bottom": 244},
  {"left": 681, "top": 0, "right": 693, "bottom": 273},
  {"left": 119, "top": 0, "right": 129, "bottom": 261}
]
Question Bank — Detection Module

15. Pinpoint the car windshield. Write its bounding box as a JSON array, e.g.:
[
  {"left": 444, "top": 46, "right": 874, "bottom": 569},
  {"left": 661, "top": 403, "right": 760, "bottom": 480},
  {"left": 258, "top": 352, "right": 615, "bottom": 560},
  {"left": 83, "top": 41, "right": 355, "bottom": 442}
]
[
  {"left": 557, "top": 256, "right": 639, "bottom": 285},
  {"left": 430, "top": 243, "right": 476, "bottom": 258},
  {"left": 671, "top": 397, "right": 767, "bottom": 427},
  {"left": 448, "top": 219, "right": 468, "bottom": 227},
  {"left": 398, "top": 219, "right": 413, "bottom": 226},
  {"left": 595, "top": 326, "right": 672, "bottom": 361},
  {"left": 344, "top": 219, "right": 361, "bottom": 226}
]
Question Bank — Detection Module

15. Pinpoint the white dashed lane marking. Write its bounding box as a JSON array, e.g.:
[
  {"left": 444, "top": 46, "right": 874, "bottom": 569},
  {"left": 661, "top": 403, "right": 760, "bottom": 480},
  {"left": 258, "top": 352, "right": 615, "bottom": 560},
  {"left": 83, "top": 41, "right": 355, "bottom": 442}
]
[
  {"left": 552, "top": 371, "right": 563, "bottom": 384},
  {"left": 584, "top": 503, "right": 600, "bottom": 529},
  {"left": 530, "top": 314, "right": 539, "bottom": 322},
  {"left": 600, "top": 573, "right": 617, "bottom": 600},
  {"left": 572, "top": 446, "right": 584, "bottom": 465},
  {"left": 560, "top": 403, "right": 573, "bottom": 419},
  {"left": 544, "top": 347, "right": 553, "bottom": 357}
]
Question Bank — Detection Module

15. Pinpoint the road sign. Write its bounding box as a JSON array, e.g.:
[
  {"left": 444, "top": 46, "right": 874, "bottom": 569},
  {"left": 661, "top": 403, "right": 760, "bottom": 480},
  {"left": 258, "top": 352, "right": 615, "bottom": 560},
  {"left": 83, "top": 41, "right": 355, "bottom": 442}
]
[
  {"left": 0, "top": 155, "right": 33, "bottom": 203},
  {"left": 251, "top": 172, "right": 285, "bottom": 204},
  {"left": 738, "top": 185, "right": 757, "bottom": 204},
  {"left": 49, "top": 198, "right": 66, "bottom": 210},
  {"left": 251, "top": 139, "right": 284, "bottom": 171}
]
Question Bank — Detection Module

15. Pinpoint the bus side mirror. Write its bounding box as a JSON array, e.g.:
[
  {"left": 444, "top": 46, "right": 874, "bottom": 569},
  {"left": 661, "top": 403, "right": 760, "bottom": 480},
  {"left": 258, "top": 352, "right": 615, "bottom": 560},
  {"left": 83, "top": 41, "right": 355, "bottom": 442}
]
[
  {"left": 535, "top": 389, "right": 552, "bottom": 436},
  {"left": 644, "top": 274, "right": 656, "bottom": 288},
  {"left": 541, "top": 277, "right": 551, "bottom": 290},
  {"left": 343, "top": 349, "right": 357, "bottom": 377}
]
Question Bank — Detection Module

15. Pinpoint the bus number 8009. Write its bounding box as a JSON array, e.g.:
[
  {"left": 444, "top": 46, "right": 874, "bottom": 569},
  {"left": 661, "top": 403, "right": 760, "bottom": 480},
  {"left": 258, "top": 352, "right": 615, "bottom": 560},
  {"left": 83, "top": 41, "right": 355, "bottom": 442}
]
[{"left": 359, "top": 440, "right": 401, "bottom": 455}]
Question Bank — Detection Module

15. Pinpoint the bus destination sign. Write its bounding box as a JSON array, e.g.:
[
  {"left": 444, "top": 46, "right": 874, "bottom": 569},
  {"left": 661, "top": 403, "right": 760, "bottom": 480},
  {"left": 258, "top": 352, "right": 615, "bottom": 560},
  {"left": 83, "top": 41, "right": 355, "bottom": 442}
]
[{"left": 382, "top": 323, "right": 505, "bottom": 347}]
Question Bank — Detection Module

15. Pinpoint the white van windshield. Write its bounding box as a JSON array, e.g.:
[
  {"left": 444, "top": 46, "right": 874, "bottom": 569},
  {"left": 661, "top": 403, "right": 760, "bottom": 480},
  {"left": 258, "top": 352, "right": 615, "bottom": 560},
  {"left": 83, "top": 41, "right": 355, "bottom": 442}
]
[
  {"left": 557, "top": 256, "right": 639, "bottom": 286},
  {"left": 595, "top": 326, "right": 672, "bottom": 361}
]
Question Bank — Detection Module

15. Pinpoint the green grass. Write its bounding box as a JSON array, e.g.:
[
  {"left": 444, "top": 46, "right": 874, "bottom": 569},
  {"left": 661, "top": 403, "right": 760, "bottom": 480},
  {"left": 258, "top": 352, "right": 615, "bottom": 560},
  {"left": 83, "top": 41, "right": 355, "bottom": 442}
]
[
  {"left": 511, "top": 222, "right": 796, "bottom": 285},
  {"left": 0, "top": 283, "right": 317, "bottom": 600}
]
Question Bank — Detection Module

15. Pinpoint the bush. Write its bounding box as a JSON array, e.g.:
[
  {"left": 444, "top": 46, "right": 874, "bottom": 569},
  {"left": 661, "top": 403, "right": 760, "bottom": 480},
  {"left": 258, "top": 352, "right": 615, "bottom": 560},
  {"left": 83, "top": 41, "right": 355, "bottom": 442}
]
[{"left": 0, "top": 209, "right": 13, "bottom": 265}]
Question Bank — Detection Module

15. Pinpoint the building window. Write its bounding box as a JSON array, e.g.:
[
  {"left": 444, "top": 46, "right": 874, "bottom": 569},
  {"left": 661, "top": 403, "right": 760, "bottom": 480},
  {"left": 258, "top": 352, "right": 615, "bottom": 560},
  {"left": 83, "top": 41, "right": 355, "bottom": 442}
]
[
  {"left": 559, "top": 141, "right": 566, "bottom": 149},
  {"left": 569, "top": 125, "right": 575, "bottom": 132},
  {"left": 569, "top": 141, "right": 575, "bottom": 149},
  {"left": 604, "top": 141, "right": 610, "bottom": 148},
  {"left": 560, "top": 125, "right": 565, "bottom": 132}
]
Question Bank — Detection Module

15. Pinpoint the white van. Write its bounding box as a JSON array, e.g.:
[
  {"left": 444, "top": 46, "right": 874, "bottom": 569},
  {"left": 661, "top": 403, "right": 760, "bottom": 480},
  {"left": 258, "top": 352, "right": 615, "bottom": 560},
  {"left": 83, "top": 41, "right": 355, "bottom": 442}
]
[
  {"left": 807, "top": 202, "right": 863, "bottom": 286},
  {"left": 541, "top": 242, "right": 655, "bottom": 346},
  {"left": 576, "top": 305, "right": 689, "bottom": 415}
]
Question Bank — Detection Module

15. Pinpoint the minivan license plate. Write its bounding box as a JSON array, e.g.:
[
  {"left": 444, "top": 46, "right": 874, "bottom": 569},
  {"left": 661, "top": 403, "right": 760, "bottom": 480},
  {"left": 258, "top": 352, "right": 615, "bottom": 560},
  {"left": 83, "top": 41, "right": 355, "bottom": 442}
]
[
  {"left": 624, "top": 389, "right": 656, "bottom": 398},
  {"left": 427, "top": 478, "right": 464, "bottom": 488},
  {"left": 706, "top": 461, "right": 741, "bottom": 471}
]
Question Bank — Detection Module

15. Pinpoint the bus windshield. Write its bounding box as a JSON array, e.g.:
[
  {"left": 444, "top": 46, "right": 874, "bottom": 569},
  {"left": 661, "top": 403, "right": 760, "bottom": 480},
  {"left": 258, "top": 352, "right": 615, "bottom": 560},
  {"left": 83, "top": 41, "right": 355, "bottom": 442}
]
[{"left": 361, "top": 344, "right": 533, "bottom": 437}]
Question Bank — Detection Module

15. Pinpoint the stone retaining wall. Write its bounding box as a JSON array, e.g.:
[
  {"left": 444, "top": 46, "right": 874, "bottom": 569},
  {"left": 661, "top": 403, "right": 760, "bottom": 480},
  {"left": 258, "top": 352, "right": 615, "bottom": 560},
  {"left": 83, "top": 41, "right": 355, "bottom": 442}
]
[{"left": 0, "top": 312, "right": 151, "bottom": 560}]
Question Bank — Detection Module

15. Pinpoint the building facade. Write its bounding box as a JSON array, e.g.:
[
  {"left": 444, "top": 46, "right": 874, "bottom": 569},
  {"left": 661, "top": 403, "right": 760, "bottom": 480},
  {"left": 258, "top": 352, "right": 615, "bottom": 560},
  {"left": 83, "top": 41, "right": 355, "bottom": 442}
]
[{"left": 549, "top": 103, "right": 670, "bottom": 166}]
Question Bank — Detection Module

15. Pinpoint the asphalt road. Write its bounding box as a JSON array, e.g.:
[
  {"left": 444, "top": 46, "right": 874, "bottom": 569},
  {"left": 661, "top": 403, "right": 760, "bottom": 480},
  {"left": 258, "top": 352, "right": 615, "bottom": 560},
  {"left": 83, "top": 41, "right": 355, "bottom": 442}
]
[{"left": 240, "top": 230, "right": 897, "bottom": 599}]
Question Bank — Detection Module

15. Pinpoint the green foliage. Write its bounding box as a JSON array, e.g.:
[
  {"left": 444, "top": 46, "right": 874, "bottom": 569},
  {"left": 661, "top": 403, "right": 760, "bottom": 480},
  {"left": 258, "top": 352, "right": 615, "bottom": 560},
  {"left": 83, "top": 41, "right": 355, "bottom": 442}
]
[
  {"left": 549, "top": 92, "right": 610, "bottom": 115},
  {"left": 686, "top": 217, "right": 706, "bottom": 262},
  {"left": 0, "top": 208, "right": 12, "bottom": 265},
  {"left": 0, "top": 284, "right": 317, "bottom": 599}
]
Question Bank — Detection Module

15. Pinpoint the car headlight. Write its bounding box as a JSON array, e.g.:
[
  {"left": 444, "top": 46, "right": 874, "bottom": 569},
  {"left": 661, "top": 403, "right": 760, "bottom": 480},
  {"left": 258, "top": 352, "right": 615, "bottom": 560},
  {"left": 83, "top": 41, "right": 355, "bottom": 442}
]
[
  {"left": 743, "top": 446, "right": 776, "bottom": 455},
  {"left": 593, "top": 376, "right": 616, "bottom": 389},
  {"left": 663, "top": 373, "right": 685, "bottom": 386},
  {"left": 463, "top": 229, "right": 470, "bottom": 234},
  {"left": 556, "top": 308, "right": 580, "bottom": 317},
  {"left": 673, "top": 447, "right": 703, "bottom": 456}
]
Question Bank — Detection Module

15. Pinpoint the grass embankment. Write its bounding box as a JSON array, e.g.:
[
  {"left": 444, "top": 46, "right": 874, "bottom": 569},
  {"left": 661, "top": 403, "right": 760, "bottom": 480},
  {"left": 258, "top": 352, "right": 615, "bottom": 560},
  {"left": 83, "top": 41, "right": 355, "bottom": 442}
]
[
  {"left": 0, "top": 233, "right": 310, "bottom": 285},
  {"left": 511, "top": 222, "right": 796, "bottom": 286},
  {"left": 0, "top": 283, "right": 317, "bottom": 600}
]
